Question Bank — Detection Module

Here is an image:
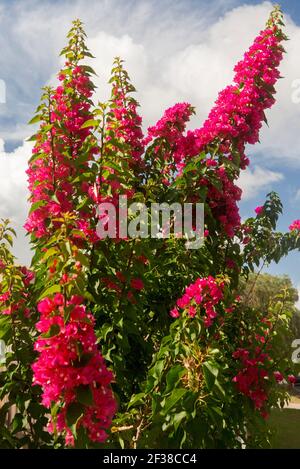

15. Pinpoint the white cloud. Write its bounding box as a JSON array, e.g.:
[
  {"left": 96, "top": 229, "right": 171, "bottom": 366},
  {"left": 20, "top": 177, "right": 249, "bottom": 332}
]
[
  {"left": 85, "top": 1, "right": 280, "bottom": 130},
  {"left": 0, "top": 0, "right": 236, "bottom": 141},
  {"left": 0, "top": 139, "right": 32, "bottom": 265},
  {"left": 258, "top": 19, "right": 300, "bottom": 166},
  {"left": 238, "top": 165, "right": 284, "bottom": 200},
  {"left": 159, "top": 2, "right": 274, "bottom": 127},
  {"left": 1, "top": 0, "right": 299, "bottom": 154},
  {"left": 82, "top": 0, "right": 300, "bottom": 164}
]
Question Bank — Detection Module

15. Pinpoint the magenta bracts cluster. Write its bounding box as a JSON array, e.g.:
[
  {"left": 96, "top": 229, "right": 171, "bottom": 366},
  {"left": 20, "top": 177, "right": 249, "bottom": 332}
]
[
  {"left": 181, "top": 23, "right": 284, "bottom": 237},
  {"left": 25, "top": 64, "right": 98, "bottom": 242},
  {"left": 25, "top": 46, "right": 116, "bottom": 445},
  {"left": 170, "top": 276, "right": 225, "bottom": 327},
  {"left": 289, "top": 220, "right": 300, "bottom": 231},
  {"left": 144, "top": 103, "right": 195, "bottom": 184},
  {"left": 33, "top": 294, "right": 116, "bottom": 445},
  {"left": 107, "top": 84, "right": 144, "bottom": 170},
  {"left": 232, "top": 347, "right": 270, "bottom": 417},
  {"left": 193, "top": 26, "right": 283, "bottom": 160}
]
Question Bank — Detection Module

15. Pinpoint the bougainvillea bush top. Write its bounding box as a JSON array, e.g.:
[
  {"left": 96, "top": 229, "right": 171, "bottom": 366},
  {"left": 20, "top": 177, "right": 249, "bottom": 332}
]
[{"left": 0, "top": 6, "right": 300, "bottom": 448}]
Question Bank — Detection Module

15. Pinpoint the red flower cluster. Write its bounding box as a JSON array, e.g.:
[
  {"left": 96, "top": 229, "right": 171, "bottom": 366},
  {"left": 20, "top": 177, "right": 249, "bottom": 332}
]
[
  {"left": 170, "top": 276, "right": 224, "bottom": 327},
  {"left": 25, "top": 23, "right": 116, "bottom": 446},
  {"left": 288, "top": 374, "right": 297, "bottom": 384},
  {"left": 33, "top": 294, "right": 116, "bottom": 445},
  {"left": 107, "top": 83, "right": 144, "bottom": 171},
  {"left": 92, "top": 66, "right": 145, "bottom": 240},
  {"left": 232, "top": 347, "right": 270, "bottom": 415},
  {"left": 193, "top": 25, "right": 284, "bottom": 162},
  {"left": 179, "top": 16, "right": 285, "bottom": 237},
  {"left": 289, "top": 220, "right": 300, "bottom": 231},
  {"left": 100, "top": 275, "right": 144, "bottom": 302},
  {"left": 25, "top": 63, "right": 97, "bottom": 241},
  {"left": 233, "top": 348, "right": 298, "bottom": 417},
  {"left": 255, "top": 205, "right": 264, "bottom": 216},
  {"left": 145, "top": 103, "right": 195, "bottom": 183},
  {"left": 206, "top": 167, "right": 242, "bottom": 237},
  {"left": 273, "top": 371, "right": 283, "bottom": 382}
]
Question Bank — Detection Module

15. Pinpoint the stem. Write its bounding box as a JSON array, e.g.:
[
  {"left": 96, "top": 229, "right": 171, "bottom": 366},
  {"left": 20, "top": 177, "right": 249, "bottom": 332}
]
[
  {"left": 133, "top": 417, "right": 144, "bottom": 449},
  {"left": 99, "top": 110, "right": 106, "bottom": 187},
  {"left": 242, "top": 258, "right": 266, "bottom": 307},
  {"left": 48, "top": 90, "right": 56, "bottom": 191}
]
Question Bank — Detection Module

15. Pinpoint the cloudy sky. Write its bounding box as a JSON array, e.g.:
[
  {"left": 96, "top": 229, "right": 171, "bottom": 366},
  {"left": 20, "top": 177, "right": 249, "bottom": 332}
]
[{"left": 0, "top": 0, "right": 300, "bottom": 296}]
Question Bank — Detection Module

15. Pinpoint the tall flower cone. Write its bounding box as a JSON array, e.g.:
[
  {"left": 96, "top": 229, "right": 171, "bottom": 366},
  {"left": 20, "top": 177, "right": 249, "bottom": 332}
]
[{"left": 25, "top": 20, "right": 116, "bottom": 447}]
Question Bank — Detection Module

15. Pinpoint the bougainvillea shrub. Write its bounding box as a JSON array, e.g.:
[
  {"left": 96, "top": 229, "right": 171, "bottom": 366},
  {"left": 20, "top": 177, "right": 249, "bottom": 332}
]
[{"left": 0, "top": 6, "right": 299, "bottom": 448}]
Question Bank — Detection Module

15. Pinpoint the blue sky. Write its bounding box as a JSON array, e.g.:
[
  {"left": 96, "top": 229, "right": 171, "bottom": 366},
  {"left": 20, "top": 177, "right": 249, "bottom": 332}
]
[
  {"left": 251, "top": 0, "right": 300, "bottom": 22},
  {"left": 0, "top": 0, "right": 300, "bottom": 295}
]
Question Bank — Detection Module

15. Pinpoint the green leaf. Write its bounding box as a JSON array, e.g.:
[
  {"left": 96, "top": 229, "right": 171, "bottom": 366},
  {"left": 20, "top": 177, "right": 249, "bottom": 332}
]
[
  {"left": 73, "top": 353, "right": 93, "bottom": 368},
  {"left": 70, "top": 229, "right": 86, "bottom": 239},
  {"left": 214, "top": 379, "right": 226, "bottom": 398},
  {"left": 0, "top": 315, "right": 11, "bottom": 341},
  {"left": 28, "top": 115, "right": 42, "bottom": 125},
  {"left": 42, "top": 323, "right": 60, "bottom": 338},
  {"left": 76, "top": 251, "right": 90, "bottom": 268},
  {"left": 103, "top": 160, "right": 122, "bottom": 172},
  {"left": 203, "top": 361, "right": 219, "bottom": 391},
  {"left": 83, "top": 290, "right": 96, "bottom": 303},
  {"left": 28, "top": 403, "right": 44, "bottom": 420},
  {"left": 43, "top": 124, "right": 53, "bottom": 132},
  {"left": 26, "top": 133, "right": 38, "bottom": 142},
  {"left": 81, "top": 65, "right": 97, "bottom": 76},
  {"left": 76, "top": 196, "right": 89, "bottom": 210},
  {"left": 42, "top": 247, "right": 59, "bottom": 262},
  {"left": 38, "top": 284, "right": 61, "bottom": 300},
  {"left": 63, "top": 304, "right": 74, "bottom": 324},
  {"left": 66, "top": 402, "right": 84, "bottom": 428},
  {"left": 162, "top": 388, "right": 187, "bottom": 415},
  {"left": 0, "top": 426, "right": 17, "bottom": 446},
  {"left": 149, "top": 360, "right": 164, "bottom": 380},
  {"left": 107, "top": 138, "right": 127, "bottom": 152},
  {"left": 81, "top": 119, "right": 99, "bottom": 129},
  {"left": 83, "top": 51, "right": 95, "bottom": 59},
  {"left": 11, "top": 414, "right": 24, "bottom": 434},
  {"left": 100, "top": 323, "right": 114, "bottom": 341},
  {"left": 173, "top": 411, "right": 187, "bottom": 432},
  {"left": 165, "top": 365, "right": 186, "bottom": 393},
  {"left": 183, "top": 162, "right": 197, "bottom": 174},
  {"left": 206, "top": 405, "right": 223, "bottom": 426},
  {"left": 127, "top": 393, "right": 145, "bottom": 409},
  {"left": 7, "top": 227, "right": 16, "bottom": 237},
  {"left": 210, "top": 177, "right": 222, "bottom": 191},
  {"left": 75, "top": 385, "right": 94, "bottom": 406},
  {"left": 4, "top": 234, "right": 13, "bottom": 247}
]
